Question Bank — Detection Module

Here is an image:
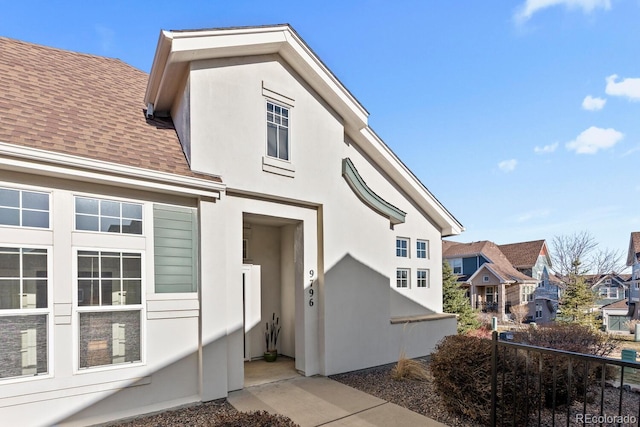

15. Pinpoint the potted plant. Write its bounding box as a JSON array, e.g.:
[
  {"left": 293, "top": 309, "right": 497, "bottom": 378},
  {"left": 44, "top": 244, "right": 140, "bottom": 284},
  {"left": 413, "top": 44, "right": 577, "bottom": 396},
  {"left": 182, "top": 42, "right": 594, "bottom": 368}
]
[{"left": 264, "top": 313, "right": 281, "bottom": 362}]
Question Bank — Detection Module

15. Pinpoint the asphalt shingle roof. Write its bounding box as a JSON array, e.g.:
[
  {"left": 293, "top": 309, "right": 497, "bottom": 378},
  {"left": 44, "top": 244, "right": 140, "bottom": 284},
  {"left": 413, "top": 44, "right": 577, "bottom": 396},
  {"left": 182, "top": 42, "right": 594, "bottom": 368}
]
[
  {"left": 0, "top": 37, "right": 219, "bottom": 182},
  {"left": 498, "top": 240, "right": 546, "bottom": 269}
]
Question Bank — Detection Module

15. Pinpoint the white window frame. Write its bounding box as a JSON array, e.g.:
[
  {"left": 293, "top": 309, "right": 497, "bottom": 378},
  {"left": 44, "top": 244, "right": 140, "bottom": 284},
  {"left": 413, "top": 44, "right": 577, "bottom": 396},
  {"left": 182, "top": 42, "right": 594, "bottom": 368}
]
[
  {"left": 416, "top": 269, "right": 429, "bottom": 288},
  {"left": 73, "top": 248, "right": 145, "bottom": 373},
  {"left": 535, "top": 303, "right": 543, "bottom": 319},
  {"left": 0, "top": 186, "right": 51, "bottom": 230},
  {"left": 396, "top": 268, "right": 410, "bottom": 288},
  {"left": 450, "top": 258, "right": 462, "bottom": 275},
  {"left": 0, "top": 245, "right": 53, "bottom": 383},
  {"left": 416, "top": 240, "right": 429, "bottom": 259},
  {"left": 483, "top": 275, "right": 490, "bottom": 283},
  {"left": 396, "top": 238, "right": 409, "bottom": 258},
  {"left": 266, "top": 100, "right": 290, "bottom": 162},
  {"left": 74, "top": 195, "right": 143, "bottom": 235}
]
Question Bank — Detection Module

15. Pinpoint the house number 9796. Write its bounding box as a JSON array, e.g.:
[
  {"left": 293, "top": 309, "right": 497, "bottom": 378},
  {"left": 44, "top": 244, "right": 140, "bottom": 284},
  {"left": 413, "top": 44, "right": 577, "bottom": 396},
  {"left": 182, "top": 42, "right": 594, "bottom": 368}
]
[{"left": 309, "top": 270, "right": 315, "bottom": 307}]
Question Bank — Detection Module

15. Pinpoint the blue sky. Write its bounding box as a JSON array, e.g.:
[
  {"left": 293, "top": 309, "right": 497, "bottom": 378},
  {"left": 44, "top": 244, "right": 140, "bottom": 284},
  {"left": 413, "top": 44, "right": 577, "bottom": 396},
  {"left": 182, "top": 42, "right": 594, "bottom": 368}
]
[{"left": 2, "top": 0, "right": 639, "bottom": 264}]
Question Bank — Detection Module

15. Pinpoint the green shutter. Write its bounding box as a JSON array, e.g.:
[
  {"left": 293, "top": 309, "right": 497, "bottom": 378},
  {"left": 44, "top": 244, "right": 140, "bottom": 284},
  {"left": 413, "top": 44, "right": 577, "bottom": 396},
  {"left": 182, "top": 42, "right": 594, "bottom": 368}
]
[{"left": 153, "top": 205, "right": 198, "bottom": 293}]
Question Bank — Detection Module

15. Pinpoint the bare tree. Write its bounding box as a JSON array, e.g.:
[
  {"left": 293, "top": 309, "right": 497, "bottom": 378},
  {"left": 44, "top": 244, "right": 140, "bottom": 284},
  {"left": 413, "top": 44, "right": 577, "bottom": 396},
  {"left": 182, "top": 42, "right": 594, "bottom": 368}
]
[
  {"left": 551, "top": 230, "right": 624, "bottom": 285},
  {"left": 510, "top": 303, "right": 529, "bottom": 328}
]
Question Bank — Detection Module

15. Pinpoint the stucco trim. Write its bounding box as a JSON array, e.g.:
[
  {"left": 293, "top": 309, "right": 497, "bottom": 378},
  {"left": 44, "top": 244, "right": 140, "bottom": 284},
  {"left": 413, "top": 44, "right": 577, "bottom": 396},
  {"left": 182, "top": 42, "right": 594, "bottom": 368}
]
[{"left": 341, "top": 157, "right": 406, "bottom": 225}]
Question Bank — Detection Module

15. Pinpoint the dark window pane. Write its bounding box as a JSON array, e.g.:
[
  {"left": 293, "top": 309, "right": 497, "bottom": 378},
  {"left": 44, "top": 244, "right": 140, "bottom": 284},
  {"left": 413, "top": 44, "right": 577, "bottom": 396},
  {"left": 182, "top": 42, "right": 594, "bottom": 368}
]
[
  {"left": 0, "top": 189, "right": 19, "bottom": 208},
  {"left": 267, "top": 112, "right": 274, "bottom": 122},
  {"left": 267, "top": 102, "right": 274, "bottom": 112},
  {"left": 78, "top": 280, "right": 99, "bottom": 306},
  {"left": 0, "top": 253, "right": 20, "bottom": 277},
  {"left": 101, "top": 255, "right": 121, "bottom": 278},
  {"left": 101, "top": 217, "right": 120, "bottom": 233},
  {"left": 101, "top": 279, "right": 116, "bottom": 305},
  {"left": 22, "top": 210, "right": 49, "bottom": 228},
  {"left": 76, "top": 214, "right": 99, "bottom": 231},
  {"left": 0, "top": 280, "right": 20, "bottom": 309},
  {"left": 267, "top": 124, "right": 278, "bottom": 157},
  {"left": 122, "top": 219, "right": 142, "bottom": 235},
  {"left": 75, "top": 197, "right": 99, "bottom": 215},
  {"left": 100, "top": 200, "right": 120, "bottom": 217},
  {"left": 0, "top": 207, "right": 20, "bottom": 226},
  {"left": 78, "top": 254, "right": 99, "bottom": 278},
  {"left": 123, "top": 280, "right": 141, "bottom": 304},
  {"left": 23, "top": 280, "right": 47, "bottom": 308},
  {"left": 0, "top": 314, "right": 48, "bottom": 378},
  {"left": 122, "top": 203, "right": 142, "bottom": 220},
  {"left": 122, "top": 255, "right": 141, "bottom": 278},
  {"left": 278, "top": 127, "right": 289, "bottom": 160},
  {"left": 282, "top": 108, "right": 288, "bottom": 118},
  {"left": 22, "top": 192, "right": 48, "bottom": 210},
  {"left": 79, "top": 311, "right": 140, "bottom": 368},
  {"left": 22, "top": 252, "right": 47, "bottom": 278}
]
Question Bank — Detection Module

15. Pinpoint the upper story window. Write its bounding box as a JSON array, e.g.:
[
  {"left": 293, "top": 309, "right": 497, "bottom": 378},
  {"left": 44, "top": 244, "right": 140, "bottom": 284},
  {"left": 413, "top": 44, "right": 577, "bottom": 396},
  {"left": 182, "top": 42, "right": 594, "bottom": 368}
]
[
  {"left": 266, "top": 101, "right": 289, "bottom": 161},
  {"left": 0, "top": 187, "right": 49, "bottom": 229},
  {"left": 75, "top": 197, "right": 142, "bottom": 235},
  {"left": 449, "top": 258, "right": 462, "bottom": 275},
  {"left": 396, "top": 238, "right": 409, "bottom": 257},
  {"left": 416, "top": 240, "right": 429, "bottom": 259},
  {"left": 396, "top": 268, "right": 409, "bottom": 288},
  {"left": 417, "top": 269, "right": 429, "bottom": 288}
]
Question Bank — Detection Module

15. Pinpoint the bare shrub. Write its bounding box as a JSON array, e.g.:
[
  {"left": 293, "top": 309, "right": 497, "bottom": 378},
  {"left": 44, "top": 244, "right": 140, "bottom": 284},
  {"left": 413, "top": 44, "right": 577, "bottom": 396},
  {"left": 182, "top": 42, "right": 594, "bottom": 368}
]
[
  {"left": 430, "top": 335, "right": 535, "bottom": 425},
  {"left": 390, "top": 352, "right": 430, "bottom": 381},
  {"left": 212, "top": 410, "right": 299, "bottom": 427},
  {"left": 510, "top": 303, "right": 529, "bottom": 327},
  {"left": 625, "top": 319, "right": 640, "bottom": 334}
]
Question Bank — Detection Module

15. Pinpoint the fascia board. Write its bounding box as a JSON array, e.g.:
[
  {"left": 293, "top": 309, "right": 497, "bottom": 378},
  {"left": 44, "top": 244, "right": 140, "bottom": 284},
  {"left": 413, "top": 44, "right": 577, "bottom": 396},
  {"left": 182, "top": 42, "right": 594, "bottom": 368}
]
[
  {"left": 147, "top": 26, "right": 368, "bottom": 128},
  {"left": 357, "top": 127, "right": 464, "bottom": 236},
  {"left": 0, "top": 142, "right": 224, "bottom": 198}
]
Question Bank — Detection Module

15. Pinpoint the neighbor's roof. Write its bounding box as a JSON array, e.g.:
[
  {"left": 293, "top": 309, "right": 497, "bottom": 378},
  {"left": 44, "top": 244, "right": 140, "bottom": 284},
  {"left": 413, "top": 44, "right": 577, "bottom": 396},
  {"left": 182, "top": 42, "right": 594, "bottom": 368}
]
[
  {"left": 498, "top": 240, "right": 548, "bottom": 269},
  {"left": 443, "top": 240, "right": 534, "bottom": 283},
  {"left": 627, "top": 232, "right": 640, "bottom": 266},
  {"left": 0, "top": 37, "right": 218, "bottom": 182}
]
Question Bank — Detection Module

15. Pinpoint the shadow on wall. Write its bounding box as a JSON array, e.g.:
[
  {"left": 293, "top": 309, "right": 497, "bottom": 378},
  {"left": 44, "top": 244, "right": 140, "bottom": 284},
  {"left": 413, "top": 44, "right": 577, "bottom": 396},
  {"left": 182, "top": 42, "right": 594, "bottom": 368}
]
[
  {"left": 54, "top": 323, "right": 239, "bottom": 426},
  {"left": 323, "top": 253, "right": 454, "bottom": 376}
]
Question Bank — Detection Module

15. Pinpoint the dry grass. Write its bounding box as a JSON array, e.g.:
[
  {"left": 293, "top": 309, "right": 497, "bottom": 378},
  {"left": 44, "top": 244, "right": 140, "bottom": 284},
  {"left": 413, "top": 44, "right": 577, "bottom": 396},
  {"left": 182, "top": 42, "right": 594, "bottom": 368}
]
[{"left": 390, "top": 352, "right": 431, "bottom": 381}]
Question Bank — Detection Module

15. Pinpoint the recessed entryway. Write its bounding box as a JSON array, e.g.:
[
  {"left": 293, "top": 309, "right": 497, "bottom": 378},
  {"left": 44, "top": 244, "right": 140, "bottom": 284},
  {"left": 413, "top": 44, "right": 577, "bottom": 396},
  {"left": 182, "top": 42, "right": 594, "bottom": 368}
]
[{"left": 243, "top": 356, "right": 299, "bottom": 387}]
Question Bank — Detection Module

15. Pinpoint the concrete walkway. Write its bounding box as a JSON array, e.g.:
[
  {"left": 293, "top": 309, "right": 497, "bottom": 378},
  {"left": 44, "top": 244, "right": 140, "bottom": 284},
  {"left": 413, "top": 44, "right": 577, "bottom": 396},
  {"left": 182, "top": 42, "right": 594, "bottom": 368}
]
[{"left": 228, "top": 376, "right": 448, "bottom": 427}]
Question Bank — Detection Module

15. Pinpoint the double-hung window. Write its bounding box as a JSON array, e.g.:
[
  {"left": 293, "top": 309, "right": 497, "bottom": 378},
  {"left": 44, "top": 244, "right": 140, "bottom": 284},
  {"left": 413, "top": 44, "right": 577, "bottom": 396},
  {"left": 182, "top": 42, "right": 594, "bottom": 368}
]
[
  {"left": 77, "top": 250, "right": 142, "bottom": 369},
  {"left": 266, "top": 101, "right": 289, "bottom": 161},
  {"left": 396, "top": 238, "right": 409, "bottom": 257},
  {"left": 416, "top": 269, "right": 429, "bottom": 288},
  {"left": 416, "top": 240, "right": 428, "bottom": 259},
  {"left": 0, "top": 247, "right": 49, "bottom": 380},
  {"left": 449, "top": 258, "right": 462, "bottom": 275},
  {"left": 396, "top": 268, "right": 410, "bottom": 288},
  {"left": 0, "top": 187, "right": 49, "bottom": 228}
]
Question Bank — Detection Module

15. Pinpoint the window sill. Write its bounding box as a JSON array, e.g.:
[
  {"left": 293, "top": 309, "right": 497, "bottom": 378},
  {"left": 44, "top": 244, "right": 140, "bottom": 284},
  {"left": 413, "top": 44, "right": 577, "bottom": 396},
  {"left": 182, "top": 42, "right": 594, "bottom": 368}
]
[{"left": 262, "top": 156, "right": 295, "bottom": 178}]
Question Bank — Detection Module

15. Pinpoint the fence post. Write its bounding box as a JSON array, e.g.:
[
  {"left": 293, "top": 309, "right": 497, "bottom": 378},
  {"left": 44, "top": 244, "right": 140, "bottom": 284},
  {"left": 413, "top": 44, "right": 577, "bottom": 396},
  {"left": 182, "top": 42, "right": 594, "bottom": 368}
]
[{"left": 490, "top": 330, "right": 498, "bottom": 427}]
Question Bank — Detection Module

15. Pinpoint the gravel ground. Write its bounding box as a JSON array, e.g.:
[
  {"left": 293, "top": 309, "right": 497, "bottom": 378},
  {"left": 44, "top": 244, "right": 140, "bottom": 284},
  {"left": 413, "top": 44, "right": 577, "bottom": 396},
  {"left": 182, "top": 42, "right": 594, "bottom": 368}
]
[{"left": 330, "top": 358, "right": 640, "bottom": 427}]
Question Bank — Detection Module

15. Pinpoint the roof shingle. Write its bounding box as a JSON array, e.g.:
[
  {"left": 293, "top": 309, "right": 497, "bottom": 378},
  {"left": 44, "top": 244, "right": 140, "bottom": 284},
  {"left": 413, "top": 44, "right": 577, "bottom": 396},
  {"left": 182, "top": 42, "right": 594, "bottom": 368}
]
[{"left": 0, "top": 37, "right": 218, "bottom": 182}]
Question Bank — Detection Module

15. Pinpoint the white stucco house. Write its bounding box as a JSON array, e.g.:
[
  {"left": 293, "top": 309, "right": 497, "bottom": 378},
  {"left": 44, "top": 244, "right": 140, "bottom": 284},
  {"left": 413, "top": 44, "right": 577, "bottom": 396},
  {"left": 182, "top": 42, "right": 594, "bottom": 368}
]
[{"left": 0, "top": 25, "right": 463, "bottom": 426}]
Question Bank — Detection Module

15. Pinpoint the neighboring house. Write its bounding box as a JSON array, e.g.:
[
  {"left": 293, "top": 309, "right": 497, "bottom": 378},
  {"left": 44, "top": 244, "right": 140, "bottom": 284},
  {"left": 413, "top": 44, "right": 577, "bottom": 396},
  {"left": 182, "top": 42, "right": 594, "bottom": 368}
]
[
  {"left": 626, "top": 232, "right": 640, "bottom": 319},
  {"left": 0, "top": 26, "right": 464, "bottom": 426},
  {"left": 584, "top": 273, "right": 630, "bottom": 308},
  {"left": 601, "top": 299, "right": 630, "bottom": 332},
  {"left": 498, "top": 240, "right": 560, "bottom": 324},
  {"left": 442, "top": 240, "right": 538, "bottom": 321}
]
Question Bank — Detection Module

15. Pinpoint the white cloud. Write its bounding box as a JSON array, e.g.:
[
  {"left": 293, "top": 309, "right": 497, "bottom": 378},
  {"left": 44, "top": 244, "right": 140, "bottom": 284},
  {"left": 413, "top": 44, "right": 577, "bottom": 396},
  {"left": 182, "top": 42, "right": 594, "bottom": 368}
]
[
  {"left": 566, "top": 126, "right": 624, "bottom": 154},
  {"left": 605, "top": 74, "right": 640, "bottom": 101},
  {"left": 498, "top": 159, "right": 518, "bottom": 172},
  {"left": 534, "top": 142, "right": 559, "bottom": 153},
  {"left": 515, "top": 0, "right": 611, "bottom": 22},
  {"left": 581, "top": 95, "right": 606, "bottom": 111},
  {"left": 516, "top": 209, "right": 551, "bottom": 223}
]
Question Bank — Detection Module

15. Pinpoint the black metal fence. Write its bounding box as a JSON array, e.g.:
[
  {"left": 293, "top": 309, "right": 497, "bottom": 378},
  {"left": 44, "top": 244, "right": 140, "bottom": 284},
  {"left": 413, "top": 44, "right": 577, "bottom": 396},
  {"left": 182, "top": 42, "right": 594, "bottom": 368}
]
[{"left": 490, "top": 331, "right": 640, "bottom": 426}]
